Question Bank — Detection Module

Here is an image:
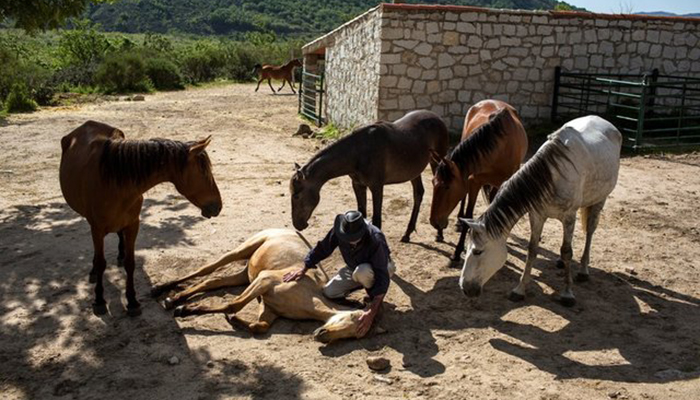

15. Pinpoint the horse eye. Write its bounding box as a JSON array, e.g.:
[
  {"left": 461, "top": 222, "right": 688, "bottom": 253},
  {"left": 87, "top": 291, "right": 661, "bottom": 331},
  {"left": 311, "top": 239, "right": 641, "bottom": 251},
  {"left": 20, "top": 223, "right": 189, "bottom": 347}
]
[{"left": 473, "top": 249, "right": 483, "bottom": 256}]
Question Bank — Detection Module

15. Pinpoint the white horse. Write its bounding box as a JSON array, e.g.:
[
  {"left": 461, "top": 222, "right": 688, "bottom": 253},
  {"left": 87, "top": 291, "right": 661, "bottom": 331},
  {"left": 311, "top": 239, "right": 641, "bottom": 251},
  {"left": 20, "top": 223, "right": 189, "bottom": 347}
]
[{"left": 459, "top": 115, "right": 622, "bottom": 306}]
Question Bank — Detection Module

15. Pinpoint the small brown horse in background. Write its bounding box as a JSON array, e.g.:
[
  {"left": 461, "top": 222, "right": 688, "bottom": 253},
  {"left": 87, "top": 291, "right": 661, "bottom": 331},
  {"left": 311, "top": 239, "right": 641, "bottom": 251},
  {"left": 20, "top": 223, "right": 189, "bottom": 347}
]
[
  {"left": 254, "top": 59, "right": 302, "bottom": 94},
  {"left": 59, "top": 121, "right": 222, "bottom": 316},
  {"left": 430, "top": 100, "right": 528, "bottom": 264},
  {"left": 291, "top": 110, "right": 449, "bottom": 242}
]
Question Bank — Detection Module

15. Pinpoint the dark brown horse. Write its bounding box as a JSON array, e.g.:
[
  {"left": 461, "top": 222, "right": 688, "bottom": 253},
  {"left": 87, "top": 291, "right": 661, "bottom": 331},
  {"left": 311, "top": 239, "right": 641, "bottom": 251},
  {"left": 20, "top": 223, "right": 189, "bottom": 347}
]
[
  {"left": 254, "top": 59, "right": 302, "bottom": 94},
  {"left": 430, "top": 100, "right": 528, "bottom": 263},
  {"left": 291, "top": 110, "right": 449, "bottom": 242},
  {"left": 59, "top": 121, "right": 222, "bottom": 316}
]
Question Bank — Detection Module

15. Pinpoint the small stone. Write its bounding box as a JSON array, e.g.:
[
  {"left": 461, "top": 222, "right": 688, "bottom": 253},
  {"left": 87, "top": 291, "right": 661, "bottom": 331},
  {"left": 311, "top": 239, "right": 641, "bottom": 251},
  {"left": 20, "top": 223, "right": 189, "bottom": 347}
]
[
  {"left": 132, "top": 95, "right": 145, "bottom": 101},
  {"left": 206, "top": 361, "right": 215, "bottom": 368},
  {"left": 294, "top": 124, "right": 313, "bottom": 138},
  {"left": 367, "top": 356, "right": 390, "bottom": 371},
  {"left": 373, "top": 375, "right": 393, "bottom": 385},
  {"left": 168, "top": 356, "right": 180, "bottom": 365}
]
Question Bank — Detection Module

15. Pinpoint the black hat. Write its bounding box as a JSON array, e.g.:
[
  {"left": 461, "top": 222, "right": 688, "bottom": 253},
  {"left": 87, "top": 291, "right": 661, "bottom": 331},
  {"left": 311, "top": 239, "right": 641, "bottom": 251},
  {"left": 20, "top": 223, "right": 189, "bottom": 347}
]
[{"left": 334, "top": 210, "right": 368, "bottom": 243}]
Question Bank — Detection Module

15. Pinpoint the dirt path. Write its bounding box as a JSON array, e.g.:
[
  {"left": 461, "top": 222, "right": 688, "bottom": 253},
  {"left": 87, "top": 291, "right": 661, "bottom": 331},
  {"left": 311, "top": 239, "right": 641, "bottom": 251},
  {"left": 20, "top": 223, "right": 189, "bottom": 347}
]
[{"left": 1, "top": 84, "right": 699, "bottom": 400}]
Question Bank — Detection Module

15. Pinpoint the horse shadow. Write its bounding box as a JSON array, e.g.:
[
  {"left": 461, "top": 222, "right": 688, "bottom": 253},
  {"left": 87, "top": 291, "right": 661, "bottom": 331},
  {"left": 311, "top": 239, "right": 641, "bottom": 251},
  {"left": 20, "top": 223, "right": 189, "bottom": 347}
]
[
  {"left": 0, "top": 197, "right": 304, "bottom": 399},
  {"left": 354, "top": 232, "right": 699, "bottom": 383}
]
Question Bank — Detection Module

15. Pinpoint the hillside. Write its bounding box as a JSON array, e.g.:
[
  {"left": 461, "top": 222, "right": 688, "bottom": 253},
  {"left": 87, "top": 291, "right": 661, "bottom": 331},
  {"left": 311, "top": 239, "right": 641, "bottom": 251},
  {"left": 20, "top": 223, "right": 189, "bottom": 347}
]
[
  {"left": 86, "top": 0, "right": 564, "bottom": 37},
  {"left": 637, "top": 11, "right": 700, "bottom": 18}
]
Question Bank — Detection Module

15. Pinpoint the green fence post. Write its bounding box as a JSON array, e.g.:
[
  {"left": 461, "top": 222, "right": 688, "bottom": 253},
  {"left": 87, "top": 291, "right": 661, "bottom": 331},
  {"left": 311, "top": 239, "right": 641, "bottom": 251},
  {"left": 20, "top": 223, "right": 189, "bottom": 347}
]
[
  {"left": 551, "top": 66, "right": 561, "bottom": 122},
  {"left": 318, "top": 73, "right": 324, "bottom": 127},
  {"left": 636, "top": 75, "right": 648, "bottom": 151}
]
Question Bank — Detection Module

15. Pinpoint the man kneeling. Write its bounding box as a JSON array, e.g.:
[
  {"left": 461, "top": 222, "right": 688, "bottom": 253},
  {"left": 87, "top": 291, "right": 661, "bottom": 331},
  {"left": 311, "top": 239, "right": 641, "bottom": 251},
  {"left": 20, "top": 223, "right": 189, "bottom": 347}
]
[{"left": 284, "top": 210, "right": 394, "bottom": 337}]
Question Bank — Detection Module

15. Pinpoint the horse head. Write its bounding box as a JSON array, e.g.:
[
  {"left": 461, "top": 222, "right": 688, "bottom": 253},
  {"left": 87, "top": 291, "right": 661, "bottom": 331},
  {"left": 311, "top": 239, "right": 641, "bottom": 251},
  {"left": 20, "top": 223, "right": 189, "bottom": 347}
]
[
  {"left": 458, "top": 218, "right": 508, "bottom": 297},
  {"left": 290, "top": 162, "right": 319, "bottom": 230},
  {"left": 313, "top": 310, "right": 365, "bottom": 343},
  {"left": 173, "top": 136, "right": 222, "bottom": 218},
  {"left": 430, "top": 153, "right": 467, "bottom": 231}
]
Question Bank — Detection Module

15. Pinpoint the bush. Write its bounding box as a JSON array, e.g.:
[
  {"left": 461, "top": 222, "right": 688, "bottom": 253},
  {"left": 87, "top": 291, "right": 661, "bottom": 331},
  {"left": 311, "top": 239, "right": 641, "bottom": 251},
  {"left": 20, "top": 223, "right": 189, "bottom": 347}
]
[
  {"left": 145, "top": 57, "right": 184, "bottom": 90},
  {"left": 4, "top": 83, "right": 38, "bottom": 113},
  {"left": 95, "top": 52, "right": 152, "bottom": 94}
]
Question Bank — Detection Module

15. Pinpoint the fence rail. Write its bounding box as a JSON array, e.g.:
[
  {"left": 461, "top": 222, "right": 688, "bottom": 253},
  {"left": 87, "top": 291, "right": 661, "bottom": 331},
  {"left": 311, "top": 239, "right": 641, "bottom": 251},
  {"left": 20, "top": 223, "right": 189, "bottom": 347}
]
[
  {"left": 551, "top": 67, "right": 700, "bottom": 150},
  {"left": 298, "top": 71, "right": 324, "bottom": 126}
]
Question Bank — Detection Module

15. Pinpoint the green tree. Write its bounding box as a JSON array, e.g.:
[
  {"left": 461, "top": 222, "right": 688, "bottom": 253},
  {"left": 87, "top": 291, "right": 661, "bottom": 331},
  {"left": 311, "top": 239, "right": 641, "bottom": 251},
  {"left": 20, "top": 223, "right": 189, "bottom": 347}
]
[{"left": 0, "top": 0, "right": 114, "bottom": 32}]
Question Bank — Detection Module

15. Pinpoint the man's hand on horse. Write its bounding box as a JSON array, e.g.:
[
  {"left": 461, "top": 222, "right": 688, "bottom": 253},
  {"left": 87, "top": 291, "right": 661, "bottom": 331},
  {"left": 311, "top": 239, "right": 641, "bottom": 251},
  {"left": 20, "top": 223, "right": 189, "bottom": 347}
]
[
  {"left": 356, "top": 309, "right": 375, "bottom": 337},
  {"left": 283, "top": 267, "right": 307, "bottom": 282}
]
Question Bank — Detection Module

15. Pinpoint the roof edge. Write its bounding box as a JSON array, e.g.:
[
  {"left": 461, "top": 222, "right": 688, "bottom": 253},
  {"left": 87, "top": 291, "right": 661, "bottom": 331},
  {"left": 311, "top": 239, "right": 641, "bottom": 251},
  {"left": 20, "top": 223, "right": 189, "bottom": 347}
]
[
  {"left": 302, "top": 5, "right": 382, "bottom": 55},
  {"left": 381, "top": 3, "right": 700, "bottom": 24}
]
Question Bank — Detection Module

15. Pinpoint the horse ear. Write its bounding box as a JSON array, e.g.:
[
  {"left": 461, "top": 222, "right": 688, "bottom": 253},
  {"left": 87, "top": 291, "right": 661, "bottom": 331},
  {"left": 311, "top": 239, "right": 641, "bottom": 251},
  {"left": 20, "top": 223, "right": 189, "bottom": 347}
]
[
  {"left": 190, "top": 136, "right": 212, "bottom": 155},
  {"left": 429, "top": 150, "right": 443, "bottom": 164},
  {"left": 459, "top": 218, "right": 482, "bottom": 232},
  {"left": 294, "top": 162, "right": 301, "bottom": 171}
]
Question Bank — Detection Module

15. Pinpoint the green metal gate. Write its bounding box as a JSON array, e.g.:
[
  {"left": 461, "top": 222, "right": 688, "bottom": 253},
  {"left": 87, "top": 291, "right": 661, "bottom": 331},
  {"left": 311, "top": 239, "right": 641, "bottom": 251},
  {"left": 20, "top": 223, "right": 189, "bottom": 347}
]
[
  {"left": 551, "top": 67, "right": 700, "bottom": 150},
  {"left": 298, "top": 70, "right": 325, "bottom": 126}
]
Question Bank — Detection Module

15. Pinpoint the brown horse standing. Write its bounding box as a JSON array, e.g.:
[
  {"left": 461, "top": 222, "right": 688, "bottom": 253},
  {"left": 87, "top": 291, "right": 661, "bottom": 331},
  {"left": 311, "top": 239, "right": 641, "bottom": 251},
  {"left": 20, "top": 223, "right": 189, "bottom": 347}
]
[
  {"left": 59, "top": 121, "right": 222, "bottom": 316},
  {"left": 430, "top": 100, "right": 528, "bottom": 263},
  {"left": 254, "top": 59, "right": 302, "bottom": 94},
  {"left": 291, "top": 110, "right": 449, "bottom": 242}
]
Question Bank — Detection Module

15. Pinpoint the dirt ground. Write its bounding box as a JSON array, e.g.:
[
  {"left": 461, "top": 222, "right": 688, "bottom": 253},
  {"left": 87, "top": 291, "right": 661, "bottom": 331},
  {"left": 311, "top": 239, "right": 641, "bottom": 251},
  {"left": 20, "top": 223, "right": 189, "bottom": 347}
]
[{"left": 1, "top": 83, "right": 699, "bottom": 400}]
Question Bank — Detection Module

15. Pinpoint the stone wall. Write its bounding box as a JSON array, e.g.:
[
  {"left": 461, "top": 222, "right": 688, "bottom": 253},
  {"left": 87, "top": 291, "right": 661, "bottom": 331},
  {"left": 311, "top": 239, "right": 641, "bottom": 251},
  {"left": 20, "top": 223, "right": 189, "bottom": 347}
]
[
  {"left": 304, "top": 7, "right": 383, "bottom": 130},
  {"left": 377, "top": 5, "right": 700, "bottom": 131},
  {"left": 304, "top": 4, "right": 700, "bottom": 131}
]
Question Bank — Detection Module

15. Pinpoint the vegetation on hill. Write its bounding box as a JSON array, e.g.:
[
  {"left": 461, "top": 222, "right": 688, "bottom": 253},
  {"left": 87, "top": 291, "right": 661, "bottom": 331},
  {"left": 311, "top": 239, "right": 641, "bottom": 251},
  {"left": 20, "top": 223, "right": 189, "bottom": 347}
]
[{"left": 85, "top": 0, "right": 571, "bottom": 37}]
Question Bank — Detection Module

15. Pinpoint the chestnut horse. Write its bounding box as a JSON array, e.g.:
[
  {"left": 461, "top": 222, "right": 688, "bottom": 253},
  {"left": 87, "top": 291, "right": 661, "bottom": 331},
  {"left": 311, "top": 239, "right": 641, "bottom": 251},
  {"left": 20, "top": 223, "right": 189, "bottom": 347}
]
[
  {"left": 152, "top": 229, "right": 366, "bottom": 343},
  {"left": 59, "top": 121, "right": 222, "bottom": 316},
  {"left": 291, "top": 110, "right": 449, "bottom": 242},
  {"left": 430, "top": 100, "right": 528, "bottom": 264},
  {"left": 254, "top": 59, "right": 302, "bottom": 94}
]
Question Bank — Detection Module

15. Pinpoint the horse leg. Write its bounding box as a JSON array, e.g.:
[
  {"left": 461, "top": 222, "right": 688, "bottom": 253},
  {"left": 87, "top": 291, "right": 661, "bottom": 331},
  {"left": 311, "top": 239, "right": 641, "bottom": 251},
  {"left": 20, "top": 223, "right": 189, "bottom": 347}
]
[
  {"left": 90, "top": 228, "right": 108, "bottom": 315},
  {"left": 117, "top": 230, "right": 125, "bottom": 267},
  {"left": 288, "top": 78, "right": 297, "bottom": 94},
  {"left": 227, "top": 303, "right": 278, "bottom": 334},
  {"left": 163, "top": 266, "right": 249, "bottom": 310},
  {"left": 451, "top": 183, "right": 480, "bottom": 265},
  {"left": 352, "top": 181, "right": 368, "bottom": 218},
  {"left": 175, "top": 272, "right": 277, "bottom": 317},
  {"left": 122, "top": 221, "right": 141, "bottom": 316},
  {"left": 278, "top": 79, "right": 286, "bottom": 92},
  {"left": 510, "top": 214, "right": 546, "bottom": 301},
  {"left": 267, "top": 79, "right": 276, "bottom": 94},
  {"left": 255, "top": 78, "right": 263, "bottom": 92},
  {"left": 577, "top": 201, "right": 605, "bottom": 282},
  {"left": 370, "top": 185, "right": 384, "bottom": 229},
  {"left": 455, "top": 196, "right": 467, "bottom": 232},
  {"left": 558, "top": 214, "right": 577, "bottom": 307},
  {"left": 401, "top": 176, "right": 424, "bottom": 243}
]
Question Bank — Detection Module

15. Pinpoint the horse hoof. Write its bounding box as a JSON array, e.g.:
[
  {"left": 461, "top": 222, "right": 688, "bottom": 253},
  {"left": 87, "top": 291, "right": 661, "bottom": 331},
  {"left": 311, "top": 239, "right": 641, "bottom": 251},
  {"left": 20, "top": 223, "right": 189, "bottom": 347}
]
[
  {"left": 127, "top": 305, "right": 142, "bottom": 317},
  {"left": 151, "top": 284, "right": 168, "bottom": 298},
  {"left": 508, "top": 291, "right": 525, "bottom": 302},
  {"left": 92, "top": 302, "right": 107, "bottom": 315},
  {"left": 400, "top": 235, "right": 410, "bottom": 243},
  {"left": 89, "top": 273, "right": 97, "bottom": 284},
  {"left": 455, "top": 224, "right": 464, "bottom": 232},
  {"left": 448, "top": 259, "right": 462, "bottom": 269},
  {"left": 162, "top": 297, "right": 177, "bottom": 310},
  {"left": 560, "top": 296, "right": 576, "bottom": 307},
  {"left": 575, "top": 273, "right": 590, "bottom": 283},
  {"left": 173, "top": 305, "right": 187, "bottom": 318},
  {"left": 117, "top": 258, "right": 124, "bottom": 268},
  {"left": 556, "top": 259, "right": 565, "bottom": 269},
  {"left": 435, "top": 235, "right": 444, "bottom": 243}
]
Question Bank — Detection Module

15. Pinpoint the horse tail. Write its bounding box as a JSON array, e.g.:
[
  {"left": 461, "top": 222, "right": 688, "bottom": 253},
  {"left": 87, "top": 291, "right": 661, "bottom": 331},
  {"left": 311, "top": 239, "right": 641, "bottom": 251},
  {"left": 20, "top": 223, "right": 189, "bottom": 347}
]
[
  {"left": 579, "top": 207, "right": 590, "bottom": 234},
  {"left": 252, "top": 63, "right": 262, "bottom": 75}
]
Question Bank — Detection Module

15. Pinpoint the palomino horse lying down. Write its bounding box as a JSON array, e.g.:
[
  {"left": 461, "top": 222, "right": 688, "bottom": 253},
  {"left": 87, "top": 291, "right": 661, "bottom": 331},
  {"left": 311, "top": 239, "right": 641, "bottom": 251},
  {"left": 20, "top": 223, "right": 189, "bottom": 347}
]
[
  {"left": 151, "top": 229, "right": 365, "bottom": 342},
  {"left": 459, "top": 115, "right": 622, "bottom": 306}
]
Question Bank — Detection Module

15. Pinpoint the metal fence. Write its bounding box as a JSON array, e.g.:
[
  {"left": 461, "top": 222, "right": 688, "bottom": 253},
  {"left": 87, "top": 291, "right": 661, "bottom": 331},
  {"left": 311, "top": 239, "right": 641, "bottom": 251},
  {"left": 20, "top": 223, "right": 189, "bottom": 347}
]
[
  {"left": 298, "top": 70, "right": 324, "bottom": 126},
  {"left": 551, "top": 67, "right": 700, "bottom": 150}
]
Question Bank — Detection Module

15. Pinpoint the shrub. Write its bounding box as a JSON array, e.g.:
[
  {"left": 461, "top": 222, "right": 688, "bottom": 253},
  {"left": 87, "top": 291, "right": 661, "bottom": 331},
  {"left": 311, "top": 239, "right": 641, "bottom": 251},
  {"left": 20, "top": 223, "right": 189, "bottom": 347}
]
[
  {"left": 4, "top": 83, "right": 38, "bottom": 113},
  {"left": 95, "top": 52, "right": 152, "bottom": 93},
  {"left": 145, "top": 57, "right": 184, "bottom": 90},
  {"left": 178, "top": 42, "right": 227, "bottom": 84}
]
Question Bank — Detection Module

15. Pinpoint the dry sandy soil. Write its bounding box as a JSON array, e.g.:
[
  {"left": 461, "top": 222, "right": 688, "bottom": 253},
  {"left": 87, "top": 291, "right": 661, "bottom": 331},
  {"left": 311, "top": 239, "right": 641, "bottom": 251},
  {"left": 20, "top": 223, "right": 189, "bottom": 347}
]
[{"left": 1, "top": 83, "right": 699, "bottom": 400}]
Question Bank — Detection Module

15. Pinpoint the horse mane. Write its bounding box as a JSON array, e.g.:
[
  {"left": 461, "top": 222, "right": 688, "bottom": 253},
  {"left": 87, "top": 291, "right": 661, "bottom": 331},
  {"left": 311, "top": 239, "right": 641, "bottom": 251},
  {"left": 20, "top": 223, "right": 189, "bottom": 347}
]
[
  {"left": 100, "top": 138, "right": 212, "bottom": 184},
  {"left": 481, "top": 136, "right": 574, "bottom": 238},
  {"left": 437, "top": 108, "right": 511, "bottom": 182}
]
